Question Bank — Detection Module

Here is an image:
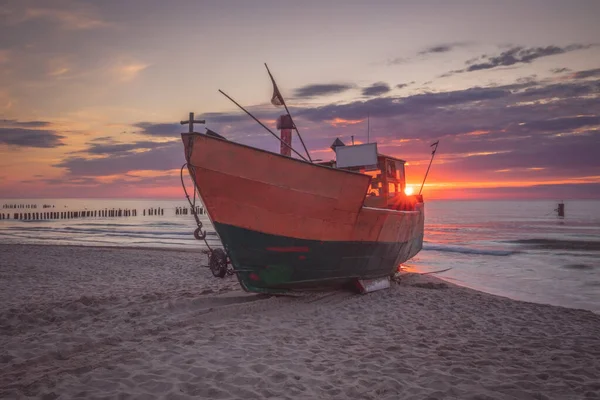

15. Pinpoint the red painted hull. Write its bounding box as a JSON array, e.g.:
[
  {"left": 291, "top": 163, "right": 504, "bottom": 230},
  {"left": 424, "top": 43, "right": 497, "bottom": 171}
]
[{"left": 182, "top": 133, "right": 424, "bottom": 292}]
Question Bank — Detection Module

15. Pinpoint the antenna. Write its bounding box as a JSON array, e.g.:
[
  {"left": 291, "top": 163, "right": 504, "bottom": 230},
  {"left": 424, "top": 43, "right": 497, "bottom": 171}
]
[
  {"left": 367, "top": 112, "right": 370, "bottom": 143},
  {"left": 419, "top": 140, "right": 440, "bottom": 195}
]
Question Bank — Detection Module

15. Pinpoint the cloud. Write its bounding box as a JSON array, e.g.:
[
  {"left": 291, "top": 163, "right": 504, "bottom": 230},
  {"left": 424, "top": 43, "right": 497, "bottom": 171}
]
[
  {"left": 517, "top": 80, "right": 600, "bottom": 99},
  {"left": 551, "top": 67, "right": 571, "bottom": 74},
  {"left": 199, "top": 112, "right": 249, "bottom": 125},
  {"left": 115, "top": 62, "right": 149, "bottom": 82},
  {"left": 441, "top": 45, "right": 593, "bottom": 78},
  {"left": 298, "top": 86, "right": 512, "bottom": 123},
  {"left": 20, "top": 72, "right": 598, "bottom": 200},
  {"left": 0, "top": 127, "right": 65, "bottom": 148},
  {"left": 516, "top": 75, "right": 537, "bottom": 84},
  {"left": 0, "top": 119, "right": 51, "bottom": 128},
  {"left": 519, "top": 116, "right": 600, "bottom": 133},
  {"left": 0, "top": 49, "right": 9, "bottom": 64},
  {"left": 135, "top": 113, "right": 269, "bottom": 142},
  {"left": 189, "top": 78, "right": 599, "bottom": 159},
  {"left": 362, "top": 82, "right": 391, "bottom": 96},
  {"left": 32, "top": 176, "right": 102, "bottom": 186},
  {"left": 22, "top": 7, "right": 108, "bottom": 30},
  {"left": 294, "top": 83, "right": 354, "bottom": 98},
  {"left": 285, "top": 77, "right": 599, "bottom": 183},
  {"left": 438, "top": 183, "right": 600, "bottom": 200},
  {"left": 396, "top": 83, "right": 410, "bottom": 89},
  {"left": 42, "top": 73, "right": 597, "bottom": 194},
  {"left": 81, "top": 140, "right": 177, "bottom": 156},
  {"left": 572, "top": 68, "right": 600, "bottom": 79},
  {"left": 49, "top": 67, "right": 70, "bottom": 77},
  {"left": 418, "top": 42, "right": 470, "bottom": 56},
  {"left": 134, "top": 122, "right": 184, "bottom": 136},
  {"left": 0, "top": 91, "right": 14, "bottom": 111},
  {"left": 443, "top": 133, "right": 600, "bottom": 174},
  {"left": 466, "top": 45, "right": 591, "bottom": 72},
  {"left": 55, "top": 142, "right": 183, "bottom": 176},
  {"left": 47, "top": 56, "right": 73, "bottom": 77},
  {"left": 388, "top": 43, "right": 471, "bottom": 66},
  {"left": 90, "top": 136, "right": 116, "bottom": 143},
  {"left": 386, "top": 57, "right": 407, "bottom": 66}
]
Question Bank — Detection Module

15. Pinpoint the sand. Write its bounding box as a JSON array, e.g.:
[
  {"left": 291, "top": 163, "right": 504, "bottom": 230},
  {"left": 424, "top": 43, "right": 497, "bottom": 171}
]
[{"left": 1, "top": 244, "right": 599, "bottom": 400}]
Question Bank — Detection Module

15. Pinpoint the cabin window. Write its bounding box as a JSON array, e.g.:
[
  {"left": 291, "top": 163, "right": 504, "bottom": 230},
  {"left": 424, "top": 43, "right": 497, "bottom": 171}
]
[{"left": 395, "top": 161, "right": 406, "bottom": 193}]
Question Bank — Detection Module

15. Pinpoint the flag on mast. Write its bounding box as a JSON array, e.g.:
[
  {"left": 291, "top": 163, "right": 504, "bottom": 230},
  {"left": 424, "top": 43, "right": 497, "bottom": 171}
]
[
  {"left": 270, "top": 77, "right": 285, "bottom": 106},
  {"left": 264, "top": 63, "right": 313, "bottom": 162},
  {"left": 266, "top": 64, "right": 285, "bottom": 107}
]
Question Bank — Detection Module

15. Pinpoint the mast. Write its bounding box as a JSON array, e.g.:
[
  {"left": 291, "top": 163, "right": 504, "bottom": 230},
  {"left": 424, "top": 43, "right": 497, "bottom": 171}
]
[
  {"left": 264, "top": 63, "right": 313, "bottom": 162},
  {"left": 367, "top": 112, "right": 370, "bottom": 143},
  {"left": 217, "top": 90, "right": 309, "bottom": 162}
]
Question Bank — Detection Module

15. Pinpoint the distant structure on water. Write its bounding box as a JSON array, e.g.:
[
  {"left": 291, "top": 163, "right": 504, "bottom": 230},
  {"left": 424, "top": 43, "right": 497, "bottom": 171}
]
[{"left": 556, "top": 201, "right": 565, "bottom": 218}]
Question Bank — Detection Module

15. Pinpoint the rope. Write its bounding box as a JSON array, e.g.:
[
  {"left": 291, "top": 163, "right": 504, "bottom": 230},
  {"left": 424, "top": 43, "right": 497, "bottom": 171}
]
[
  {"left": 420, "top": 267, "right": 453, "bottom": 275},
  {"left": 399, "top": 265, "right": 453, "bottom": 275},
  {"left": 181, "top": 135, "right": 212, "bottom": 252}
]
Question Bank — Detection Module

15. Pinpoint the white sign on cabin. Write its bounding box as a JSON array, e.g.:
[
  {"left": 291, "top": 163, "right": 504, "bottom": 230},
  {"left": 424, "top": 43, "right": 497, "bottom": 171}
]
[{"left": 335, "top": 143, "right": 378, "bottom": 169}]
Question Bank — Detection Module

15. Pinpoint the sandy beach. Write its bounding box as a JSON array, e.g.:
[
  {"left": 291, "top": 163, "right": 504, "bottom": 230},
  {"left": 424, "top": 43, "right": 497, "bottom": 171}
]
[{"left": 1, "top": 244, "right": 599, "bottom": 400}]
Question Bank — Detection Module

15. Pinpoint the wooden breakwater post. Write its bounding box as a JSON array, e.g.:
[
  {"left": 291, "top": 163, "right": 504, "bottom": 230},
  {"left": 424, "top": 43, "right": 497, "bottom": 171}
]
[
  {"left": 175, "top": 206, "right": 205, "bottom": 216},
  {"left": 142, "top": 207, "right": 164, "bottom": 216},
  {"left": 2, "top": 205, "right": 181, "bottom": 221},
  {"left": 2, "top": 203, "right": 38, "bottom": 209},
  {"left": 557, "top": 201, "right": 565, "bottom": 218},
  {"left": 7, "top": 207, "right": 142, "bottom": 221}
]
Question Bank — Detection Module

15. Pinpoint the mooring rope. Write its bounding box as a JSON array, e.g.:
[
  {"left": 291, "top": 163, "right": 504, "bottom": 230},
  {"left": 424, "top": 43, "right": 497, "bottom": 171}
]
[{"left": 180, "top": 135, "right": 212, "bottom": 252}]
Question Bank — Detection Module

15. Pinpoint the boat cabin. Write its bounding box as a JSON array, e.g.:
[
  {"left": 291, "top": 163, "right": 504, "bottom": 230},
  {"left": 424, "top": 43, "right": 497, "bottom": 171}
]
[{"left": 318, "top": 141, "right": 420, "bottom": 211}]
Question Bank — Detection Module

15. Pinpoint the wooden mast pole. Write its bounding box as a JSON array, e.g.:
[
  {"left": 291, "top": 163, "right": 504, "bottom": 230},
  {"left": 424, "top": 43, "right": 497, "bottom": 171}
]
[
  {"left": 264, "top": 63, "right": 313, "bottom": 163},
  {"left": 217, "top": 90, "right": 309, "bottom": 162}
]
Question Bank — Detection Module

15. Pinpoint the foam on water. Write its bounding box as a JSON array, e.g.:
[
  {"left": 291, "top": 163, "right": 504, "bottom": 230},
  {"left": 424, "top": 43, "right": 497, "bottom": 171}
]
[{"left": 423, "top": 242, "right": 517, "bottom": 256}]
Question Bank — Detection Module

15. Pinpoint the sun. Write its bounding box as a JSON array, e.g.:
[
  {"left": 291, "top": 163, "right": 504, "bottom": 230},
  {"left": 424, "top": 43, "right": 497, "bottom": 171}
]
[{"left": 404, "top": 186, "right": 414, "bottom": 196}]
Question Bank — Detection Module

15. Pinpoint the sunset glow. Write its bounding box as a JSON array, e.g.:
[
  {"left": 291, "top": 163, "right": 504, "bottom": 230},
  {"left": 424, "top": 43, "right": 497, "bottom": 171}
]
[{"left": 0, "top": 1, "right": 598, "bottom": 200}]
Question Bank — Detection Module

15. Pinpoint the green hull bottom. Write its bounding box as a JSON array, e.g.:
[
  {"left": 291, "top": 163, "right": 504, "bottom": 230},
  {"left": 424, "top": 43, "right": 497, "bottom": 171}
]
[{"left": 214, "top": 222, "right": 423, "bottom": 294}]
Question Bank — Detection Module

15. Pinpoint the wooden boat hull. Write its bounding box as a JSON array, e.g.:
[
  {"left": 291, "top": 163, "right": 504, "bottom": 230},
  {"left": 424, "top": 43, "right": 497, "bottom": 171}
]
[
  {"left": 182, "top": 133, "right": 424, "bottom": 293},
  {"left": 214, "top": 221, "right": 423, "bottom": 292}
]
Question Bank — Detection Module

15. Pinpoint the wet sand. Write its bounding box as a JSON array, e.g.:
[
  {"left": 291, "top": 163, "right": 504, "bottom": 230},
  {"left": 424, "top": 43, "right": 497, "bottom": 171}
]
[{"left": 1, "top": 244, "right": 599, "bottom": 399}]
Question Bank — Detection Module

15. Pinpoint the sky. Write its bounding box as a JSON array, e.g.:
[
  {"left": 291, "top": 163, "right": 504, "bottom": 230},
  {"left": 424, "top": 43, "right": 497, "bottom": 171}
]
[{"left": 0, "top": 0, "right": 599, "bottom": 200}]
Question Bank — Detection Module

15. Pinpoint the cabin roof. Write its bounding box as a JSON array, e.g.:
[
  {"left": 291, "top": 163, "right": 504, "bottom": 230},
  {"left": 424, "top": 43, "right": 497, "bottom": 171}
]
[
  {"left": 322, "top": 152, "right": 406, "bottom": 168},
  {"left": 378, "top": 153, "right": 406, "bottom": 163}
]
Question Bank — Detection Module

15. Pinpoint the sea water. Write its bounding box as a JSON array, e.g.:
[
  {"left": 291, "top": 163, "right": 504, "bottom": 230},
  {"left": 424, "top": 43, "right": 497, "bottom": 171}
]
[{"left": 1, "top": 198, "right": 599, "bottom": 313}]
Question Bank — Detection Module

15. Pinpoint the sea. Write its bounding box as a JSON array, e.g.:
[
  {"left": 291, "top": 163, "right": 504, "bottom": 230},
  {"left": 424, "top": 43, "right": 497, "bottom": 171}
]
[{"left": 1, "top": 198, "right": 599, "bottom": 313}]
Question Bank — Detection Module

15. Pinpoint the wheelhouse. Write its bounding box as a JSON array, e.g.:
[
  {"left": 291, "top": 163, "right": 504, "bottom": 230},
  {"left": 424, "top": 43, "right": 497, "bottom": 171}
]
[{"left": 317, "top": 141, "right": 421, "bottom": 211}]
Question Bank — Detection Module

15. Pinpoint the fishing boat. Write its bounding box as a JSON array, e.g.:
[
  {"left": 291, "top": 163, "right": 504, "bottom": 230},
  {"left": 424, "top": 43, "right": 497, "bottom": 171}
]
[{"left": 179, "top": 67, "right": 433, "bottom": 294}]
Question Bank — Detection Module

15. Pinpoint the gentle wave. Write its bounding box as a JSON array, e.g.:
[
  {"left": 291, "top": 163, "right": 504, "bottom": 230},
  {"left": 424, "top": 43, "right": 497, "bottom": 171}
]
[
  {"left": 422, "top": 242, "right": 517, "bottom": 256},
  {"left": 510, "top": 238, "right": 600, "bottom": 251}
]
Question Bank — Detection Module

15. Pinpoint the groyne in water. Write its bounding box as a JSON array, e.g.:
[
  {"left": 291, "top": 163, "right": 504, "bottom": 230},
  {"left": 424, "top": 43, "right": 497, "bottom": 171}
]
[{"left": 0, "top": 206, "right": 204, "bottom": 220}]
